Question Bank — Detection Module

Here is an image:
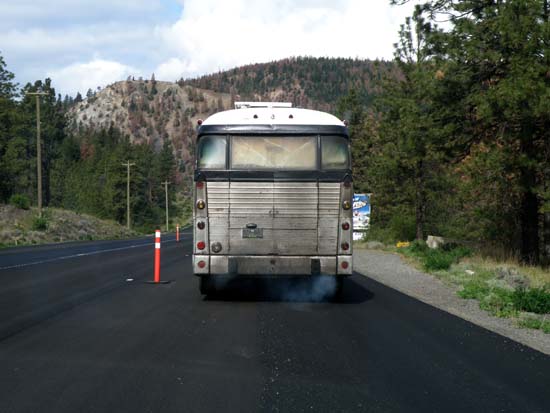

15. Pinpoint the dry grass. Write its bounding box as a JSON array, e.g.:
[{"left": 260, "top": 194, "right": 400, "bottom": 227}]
[{"left": 462, "top": 256, "right": 550, "bottom": 288}]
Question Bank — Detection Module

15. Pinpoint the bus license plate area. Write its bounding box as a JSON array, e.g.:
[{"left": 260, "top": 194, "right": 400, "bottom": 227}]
[{"left": 242, "top": 228, "right": 263, "bottom": 239}]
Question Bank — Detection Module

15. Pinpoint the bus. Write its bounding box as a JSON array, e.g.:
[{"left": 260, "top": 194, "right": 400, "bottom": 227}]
[{"left": 192, "top": 102, "right": 353, "bottom": 296}]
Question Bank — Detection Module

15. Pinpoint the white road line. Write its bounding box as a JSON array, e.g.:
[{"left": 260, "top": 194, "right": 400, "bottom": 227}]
[{"left": 0, "top": 239, "right": 179, "bottom": 271}]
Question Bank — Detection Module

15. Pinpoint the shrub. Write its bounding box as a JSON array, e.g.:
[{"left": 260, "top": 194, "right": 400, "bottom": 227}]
[
  {"left": 479, "top": 289, "right": 515, "bottom": 317},
  {"left": 458, "top": 279, "right": 490, "bottom": 300},
  {"left": 32, "top": 216, "right": 48, "bottom": 231},
  {"left": 388, "top": 213, "right": 416, "bottom": 242},
  {"left": 409, "top": 239, "right": 429, "bottom": 254},
  {"left": 423, "top": 250, "right": 455, "bottom": 271},
  {"left": 9, "top": 194, "right": 30, "bottom": 210},
  {"left": 512, "top": 287, "right": 550, "bottom": 314}
]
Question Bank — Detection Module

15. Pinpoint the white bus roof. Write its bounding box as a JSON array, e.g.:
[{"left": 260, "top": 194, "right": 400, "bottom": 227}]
[{"left": 202, "top": 102, "right": 345, "bottom": 126}]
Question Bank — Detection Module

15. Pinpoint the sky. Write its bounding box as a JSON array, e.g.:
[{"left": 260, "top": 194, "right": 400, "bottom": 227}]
[{"left": 0, "top": 0, "right": 419, "bottom": 97}]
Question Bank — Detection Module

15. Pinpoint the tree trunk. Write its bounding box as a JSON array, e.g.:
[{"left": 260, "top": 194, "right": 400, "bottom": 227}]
[
  {"left": 520, "top": 129, "right": 540, "bottom": 264},
  {"left": 544, "top": 211, "right": 550, "bottom": 266},
  {"left": 415, "top": 159, "right": 425, "bottom": 241}
]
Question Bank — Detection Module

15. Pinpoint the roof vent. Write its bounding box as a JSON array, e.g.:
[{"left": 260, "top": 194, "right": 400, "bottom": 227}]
[{"left": 234, "top": 102, "right": 292, "bottom": 109}]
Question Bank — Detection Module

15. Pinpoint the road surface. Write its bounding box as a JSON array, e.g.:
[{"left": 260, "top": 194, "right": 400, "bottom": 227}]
[{"left": 0, "top": 233, "right": 549, "bottom": 412}]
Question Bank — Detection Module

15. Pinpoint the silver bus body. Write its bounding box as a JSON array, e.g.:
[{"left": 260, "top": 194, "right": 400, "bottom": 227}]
[{"left": 193, "top": 103, "right": 353, "bottom": 292}]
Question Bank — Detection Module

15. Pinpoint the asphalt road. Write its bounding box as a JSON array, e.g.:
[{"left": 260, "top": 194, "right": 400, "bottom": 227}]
[{"left": 0, "top": 234, "right": 549, "bottom": 413}]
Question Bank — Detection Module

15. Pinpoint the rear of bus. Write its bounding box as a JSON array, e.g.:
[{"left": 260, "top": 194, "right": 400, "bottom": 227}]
[{"left": 192, "top": 103, "right": 352, "bottom": 296}]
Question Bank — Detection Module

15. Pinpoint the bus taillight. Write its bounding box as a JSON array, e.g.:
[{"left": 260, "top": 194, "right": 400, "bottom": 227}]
[
  {"left": 342, "top": 200, "right": 351, "bottom": 210},
  {"left": 341, "top": 242, "right": 349, "bottom": 251},
  {"left": 196, "top": 199, "right": 206, "bottom": 209},
  {"left": 196, "top": 181, "right": 204, "bottom": 189},
  {"left": 197, "top": 221, "right": 205, "bottom": 230},
  {"left": 198, "top": 260, "right": 206, "bottom": 268},
  {"left": 341, "top": 261, "right": 349, "bottom": 269},
  {"left": 197, "top": 241, "right": 206, "bottom": 250},
  {"left": 341, "top": 222, "right": 350, "bottom": 230}
]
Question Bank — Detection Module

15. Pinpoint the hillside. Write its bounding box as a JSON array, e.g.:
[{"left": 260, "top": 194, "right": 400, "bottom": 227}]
[
  {"left": 66, "top": 57, "right": 395, "bottom": 170},
  {"left": 67, "top": 80, "right": 232, "bottom": 176},
  {"left": 181, "top": 56, "right": 397, "bottom": 112},
  {"left": 0, "top": 204, "right": 137, "bottom": 247}
]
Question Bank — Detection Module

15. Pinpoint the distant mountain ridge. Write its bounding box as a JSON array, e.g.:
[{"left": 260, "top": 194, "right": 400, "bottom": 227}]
[
  {"left": 66, "top": 57, "right": 394, "bottom": 180},
  {"left": 181, "top": 56, "right": 396, "bottom": 112}
]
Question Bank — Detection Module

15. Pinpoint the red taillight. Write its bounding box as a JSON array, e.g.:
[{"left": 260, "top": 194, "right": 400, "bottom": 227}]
[
  {"left": 197, "top": 241, "right": 205, "bottom": 250},
  {"left": 198, "top": 260, "right": 206, "bottom": 268},
  {"left": 341, "top": 222, "right": 350, "bottom": 230},
  {"left": 196, "top": 181, "right": 204, "bottom": 189},
  {"left": 341, "top": 242, "right": 349, "bottom": 251},
  {"left": 341, "top": 261, "right": 349, "bottom": 269},
  {"left": 197, "top": 221, "right": 205, "bottom": 230},
  {"left": 197, "top": 119, "right": 203, "bottom": 125}
]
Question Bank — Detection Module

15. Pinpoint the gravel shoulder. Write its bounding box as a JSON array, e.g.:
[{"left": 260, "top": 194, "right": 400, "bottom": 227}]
[{"left": 353, "top": 248, "right": 550, "bottom": 356}]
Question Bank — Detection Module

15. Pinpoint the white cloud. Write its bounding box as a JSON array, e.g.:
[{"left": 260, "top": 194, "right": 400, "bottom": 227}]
[
  {"left": 155, "top": 0, "right": 418, "bottom": 80},
  {"left": 154, "top": 57, "right": 197, "bottom": 81},
  {"left": 47, "top": 59, "right": 140, "bottom": 96},
  {"left": 1, "top": 0, "right": 421, "bottom": 94}
]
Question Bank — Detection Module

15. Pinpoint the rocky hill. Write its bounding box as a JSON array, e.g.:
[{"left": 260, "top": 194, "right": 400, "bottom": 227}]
[
  {"left": 66, "top": 57, "right": 394, "bottom": 179},
  {"left": 67, "top": 79, "right": 232, "bottom": 175}
]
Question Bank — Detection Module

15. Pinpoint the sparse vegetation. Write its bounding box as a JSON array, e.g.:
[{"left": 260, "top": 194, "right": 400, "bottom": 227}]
[
  {"left": 31, "top": 215, "right": 48, "bottom": 231},
  {"left": 9, "top": 194, "right": 30, "bottom": 210}
]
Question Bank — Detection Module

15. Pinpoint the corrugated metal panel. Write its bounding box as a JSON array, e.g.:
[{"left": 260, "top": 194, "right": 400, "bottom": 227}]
[
  {"left": 206, "top": 181, "right": 341, "bottom": 256},
  {"left": 207, "top": 182, "right": 230, "bottom": 215}
]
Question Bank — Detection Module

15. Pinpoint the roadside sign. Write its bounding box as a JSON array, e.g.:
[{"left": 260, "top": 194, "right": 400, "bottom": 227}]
[{"left": 353, "top": 194, "right": 370, "bottom": 231}]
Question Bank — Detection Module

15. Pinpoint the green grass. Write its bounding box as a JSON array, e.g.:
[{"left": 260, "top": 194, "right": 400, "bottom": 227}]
[
  {"left": 518, "top": 317, "right": 550, "bottom": 333},
  {"left": 400, "top": 240, "right": 472, "bottom": 271},
  {"left": 511, "top": 287, "right": 550, "bottom": 314}
]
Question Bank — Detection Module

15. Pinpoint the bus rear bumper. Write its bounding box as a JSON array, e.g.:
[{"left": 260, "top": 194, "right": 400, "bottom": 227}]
[{"left": 193, "top": 255, "right": 352, "bottom": 276}]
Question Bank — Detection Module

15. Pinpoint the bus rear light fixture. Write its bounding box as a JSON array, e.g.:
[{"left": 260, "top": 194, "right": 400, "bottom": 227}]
[
  {"left": 341, "top": 261, "right": 349, "bottom": 269},
  {"left": 196, "top": 181, "right": 204, "bottom": 189},
  {"left": 197, "top": 221, "right": 205, "bottom": 230},
  {"left": 342, "top": 200, "right": 351, "bottom": 210},
  {"left": 197, "top": 119, "right": 203, "bottom": 125},
  {"left": 344, "top": 181, "right": 351, "bottom": 188},
  {"left": 196, "top": 199, "right": 206, "bottom": 209},
  {"left": 198, "top": 260, "right": 206, "bottom": 268},
  {"left": 211, "top": 242, "right": 222, "bottom": 253},
  {"left": 197, "top": 241, "right": 206, "bottom": 250},
  {"left": 341, "top": 222, "right": 350, "bottom": 231},
  {"left": 341, "top": 242, "right": 350, "bottom": 251}
]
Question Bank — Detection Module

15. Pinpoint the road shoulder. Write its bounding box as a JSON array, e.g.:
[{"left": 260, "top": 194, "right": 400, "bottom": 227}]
[{"left": 353, "top": 248, "right": 550, "bottom": 356}]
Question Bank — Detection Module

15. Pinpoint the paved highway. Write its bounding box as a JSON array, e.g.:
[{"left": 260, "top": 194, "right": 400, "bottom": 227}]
[{"left": 0, "top": 233, "right": 549, "bottom": 412}]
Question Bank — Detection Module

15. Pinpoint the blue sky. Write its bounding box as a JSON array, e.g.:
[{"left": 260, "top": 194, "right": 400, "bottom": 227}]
[{"left": 0, "top": 0, "right": 418, "bottom": 97}]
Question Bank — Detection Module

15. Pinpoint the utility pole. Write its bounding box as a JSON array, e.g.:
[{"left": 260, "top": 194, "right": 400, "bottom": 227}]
[
  {"left": 121, "top": 161, "right": 135, "bottom": 229},
  {"left": 26, "top": 91, "right": 49, "bottom": 218},
  {"left": 162, "top": 181, "right": 170, "bottom": 232}
]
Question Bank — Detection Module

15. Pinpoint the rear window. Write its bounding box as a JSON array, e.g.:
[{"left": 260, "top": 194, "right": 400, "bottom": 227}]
[
  {"left": 231, "top": 136, "right": 317, "bottom": 170},
  {"left": 197, "top": 136, "right": 226, "bottom": 169},
  {"left": 322, "top": 136, "right": 350, "bottom": 170}
]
